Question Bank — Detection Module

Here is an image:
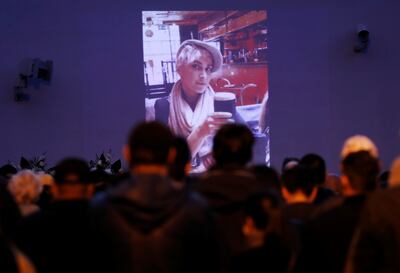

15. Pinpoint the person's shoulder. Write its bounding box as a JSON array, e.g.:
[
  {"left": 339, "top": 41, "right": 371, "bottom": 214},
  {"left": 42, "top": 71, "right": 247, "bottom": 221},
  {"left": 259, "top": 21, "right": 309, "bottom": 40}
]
[
  {"left": 18, "top": 211, "right": 41, "bottom": 227},
  {"left": 313, "top": 186, "right": 336, "bottom": 204},
  {"left": 186, "top": 190, "right": 209, "bottom": 207},
  {"left": 311, "top": 195, "right": 344, "bottom": 218},
  {"left": 369, "top": 187, "right": 400, "bottom": 202},
  {"left": 14, "top": 209, "right": 49, "bottom": 242},
  {"left": 198, "top": 165, "right": 266, "bottom": 194},
  {"left": 91, "top": 176, "right": 133, "bottom": 207},
  {"left": 363, "top": 188, "right": 400, "bottom": 219},
  {"left": 318, "top": 186, "right": 336, "bottom": 198},
  {"left": 202, "top": 165, "right": 256, "bottom": 180},
  {"left": 177, "top": 190, "right": 217, "bottom": 226}
]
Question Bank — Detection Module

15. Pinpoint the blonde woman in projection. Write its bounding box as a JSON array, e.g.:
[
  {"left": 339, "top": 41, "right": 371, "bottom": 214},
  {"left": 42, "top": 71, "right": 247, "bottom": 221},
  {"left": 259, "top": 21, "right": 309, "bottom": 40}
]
[{"left": 165, "top": 39, "right": 232, "bottom": 172}]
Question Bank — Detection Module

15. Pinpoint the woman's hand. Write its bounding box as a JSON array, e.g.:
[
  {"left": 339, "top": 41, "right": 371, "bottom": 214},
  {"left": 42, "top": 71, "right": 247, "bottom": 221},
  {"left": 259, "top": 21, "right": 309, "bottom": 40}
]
[
  {"left": 187, "top": 112, "right": 233, "bottom": 157},
  {"left": 198, "top": 112, "right": 234, "bottom": 136},
  {"left": 201, "top": 153, "right": 215, "bottom": 169}
]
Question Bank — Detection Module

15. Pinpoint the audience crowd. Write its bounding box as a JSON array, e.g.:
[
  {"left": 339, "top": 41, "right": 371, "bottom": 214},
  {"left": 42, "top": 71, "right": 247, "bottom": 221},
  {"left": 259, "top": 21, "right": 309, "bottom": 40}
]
[{"left": 0, "top": 121, "right": 398, "bottom": 273}]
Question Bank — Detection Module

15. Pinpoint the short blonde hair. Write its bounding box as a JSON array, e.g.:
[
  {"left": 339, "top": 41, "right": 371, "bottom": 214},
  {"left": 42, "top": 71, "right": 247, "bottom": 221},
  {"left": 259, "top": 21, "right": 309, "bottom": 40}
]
[
  {"left": 341, "top": 135, "right": 379, "bottom": 159},
  {"left": 8, "top": 170, "right": 42, "bottom": 205},
  {"left": 176, "top": 44, "right": 212, "bottom": 71}
]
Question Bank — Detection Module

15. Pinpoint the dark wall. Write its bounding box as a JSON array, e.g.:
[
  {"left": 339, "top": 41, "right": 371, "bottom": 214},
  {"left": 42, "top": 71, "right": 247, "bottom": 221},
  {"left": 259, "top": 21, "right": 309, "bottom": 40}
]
[
  {"left": 268, "top": 0, "right": 400, "bottom": 172},
  {"left": 1, "top": 0, "right": 399, "bottom": 172}
]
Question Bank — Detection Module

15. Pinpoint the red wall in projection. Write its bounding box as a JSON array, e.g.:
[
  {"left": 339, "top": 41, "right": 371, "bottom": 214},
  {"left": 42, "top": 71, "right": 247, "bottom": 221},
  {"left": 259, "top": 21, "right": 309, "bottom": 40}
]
[{"left": 212, "top": 64, "right": 268, "bottom": 106}]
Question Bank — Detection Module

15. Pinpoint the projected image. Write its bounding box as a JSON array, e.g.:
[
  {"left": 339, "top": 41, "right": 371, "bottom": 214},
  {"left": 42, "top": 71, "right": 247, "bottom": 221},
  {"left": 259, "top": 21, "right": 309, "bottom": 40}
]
[{"left": 143, "top": 10, "right": 269, "bottom": 173}]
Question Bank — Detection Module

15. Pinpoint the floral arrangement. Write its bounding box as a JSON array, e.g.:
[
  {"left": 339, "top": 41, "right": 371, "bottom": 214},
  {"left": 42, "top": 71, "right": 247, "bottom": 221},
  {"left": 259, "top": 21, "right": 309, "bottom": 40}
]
[
  {"left": 1, "top": 151, "right": 123, "bottom": 179},
  {"left": 19, "top": 154, "right": 47, "bottom": 172},
  {"left": 89, "top": 150, "right": 122, "bottom": 175},
  {"left": 0, "top": 153, "right": 47, "bottom": 179}
]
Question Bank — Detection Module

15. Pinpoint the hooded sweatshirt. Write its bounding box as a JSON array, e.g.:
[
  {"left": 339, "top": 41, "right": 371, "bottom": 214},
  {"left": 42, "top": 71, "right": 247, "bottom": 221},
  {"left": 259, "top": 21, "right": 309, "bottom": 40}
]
[{"left": 91, "top": 173, "right": 222, "bottom": 273}]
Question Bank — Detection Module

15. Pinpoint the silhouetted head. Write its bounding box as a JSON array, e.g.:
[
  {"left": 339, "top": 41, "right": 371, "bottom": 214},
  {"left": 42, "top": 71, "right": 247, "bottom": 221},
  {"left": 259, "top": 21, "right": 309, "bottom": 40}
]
[
  {"left": 126, "top": 121, "right": 174, "bottom": 167},
  {"left": 341, "top": 151, "right": 380, "bottom": 193},
  {"left": 54, "top": 158, "right": 90, "bottom": 185},
  {"left": 300, "top": 153, "right": 326, "bottom": 186},
  {"left": 281, "top": 157, "right": 300, "bottom": 173},
  {"left": 281, "top": 164, "right": 316, "bottom": 197},
  {"left": 169, "top": 136, "right": 191, "bottom": 182},
  {"left": 212, "top": 124, "right": 254, "bottom": 166}
]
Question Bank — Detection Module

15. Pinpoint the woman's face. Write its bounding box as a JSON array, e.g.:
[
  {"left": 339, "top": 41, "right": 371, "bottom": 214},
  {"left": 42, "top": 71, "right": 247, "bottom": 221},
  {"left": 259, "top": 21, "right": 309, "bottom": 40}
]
[{"left": 178, "top": 48, "right": 213, "bottom": 98}]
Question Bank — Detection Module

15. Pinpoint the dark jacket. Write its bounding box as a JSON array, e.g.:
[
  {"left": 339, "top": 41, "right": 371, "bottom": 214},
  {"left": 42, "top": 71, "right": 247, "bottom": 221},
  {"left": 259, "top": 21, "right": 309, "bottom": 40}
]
[
  {"left": 91, "top": 173, "right": 222, "bottom": 273},
  {"left": 0, "top": 232, "right": 18, "bottom": 273},
  {"left": 294, "top": 195, "right": 366, "bottom": 273},
  {"left": 346, "top": 188, "right": 400, "bottom": 273},
  {"left": 14, "top": 200, "right": 95, "bottom": 273},
  {"left": 195, "top": 166, "right": 267, "bottom": 258},
  {"left": 283, "top": 202, "right": 316, "bottom": 225},
  {"left": 232, "top": 234, "right": 291, "bottom": 273},
  {"left": 0, "top": 178, "right": 21, "bottom": 238},
  {"left": 313, "top": 186, "right": 336, "bottom": 205}
]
